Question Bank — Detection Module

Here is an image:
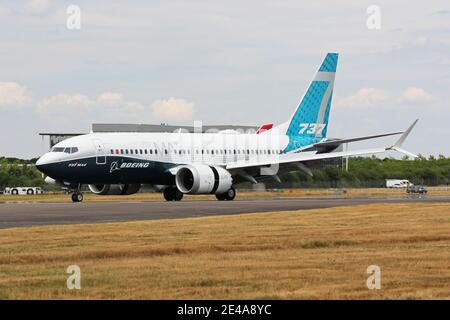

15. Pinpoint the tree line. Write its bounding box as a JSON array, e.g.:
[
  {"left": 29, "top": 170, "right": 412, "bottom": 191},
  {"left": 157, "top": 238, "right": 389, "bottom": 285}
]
[
  {"left": 277, "top": 155, "right": 450, "bottom": 188},
  {"left": 1, "top": 155, "right": 449, "bottom": 190}
]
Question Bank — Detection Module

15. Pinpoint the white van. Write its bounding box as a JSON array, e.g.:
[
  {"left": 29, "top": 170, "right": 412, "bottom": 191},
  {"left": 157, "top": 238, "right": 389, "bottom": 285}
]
[{"left": 385, "top": 179, "right": 412, "bottom": 188}]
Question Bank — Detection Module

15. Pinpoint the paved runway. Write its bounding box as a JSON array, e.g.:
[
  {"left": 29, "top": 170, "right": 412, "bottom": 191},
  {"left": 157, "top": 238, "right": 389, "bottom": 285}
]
[{"left": 0, "top": 196, "right": 448, "bottom": 229}]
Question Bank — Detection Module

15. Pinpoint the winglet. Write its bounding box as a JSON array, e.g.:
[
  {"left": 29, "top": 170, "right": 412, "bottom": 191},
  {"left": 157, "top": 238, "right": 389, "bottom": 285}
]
[{"left": 386, "top": 119, "right": 419, "bottom": 158}]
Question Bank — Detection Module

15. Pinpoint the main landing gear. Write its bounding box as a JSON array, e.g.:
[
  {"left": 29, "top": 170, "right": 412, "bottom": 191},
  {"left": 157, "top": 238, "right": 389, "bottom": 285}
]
[
  {"left": 215, "top": 187, "right": 236, "bottom": 201},
  {"left": 163, "top": 186, "right": 184, "bottom": 201},
  {"left": 162, "top": 186, "right": 236, "bottom": 201},
  {"left": 71, "top": 184, "right": 84, "bottom": 203}
]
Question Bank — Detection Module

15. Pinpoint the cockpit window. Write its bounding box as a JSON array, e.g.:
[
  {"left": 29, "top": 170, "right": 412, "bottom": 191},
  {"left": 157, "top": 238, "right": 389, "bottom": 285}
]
[{"left": 51, "top": 147, "right": 79, "bottom": 153}]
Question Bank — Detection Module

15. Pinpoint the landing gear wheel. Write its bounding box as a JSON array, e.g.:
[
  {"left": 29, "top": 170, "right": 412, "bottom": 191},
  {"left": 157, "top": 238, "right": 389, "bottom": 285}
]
[
  {"left": 216, "top": 187, "right": 236, "bottom": 201},
  {"left": 164, "top": 187, "right": 183, "bottom": 201},
  {"left": 163, "top": 187, "right": 174, "bottom": 201},
  {"left": 224, "top": 187, "right": 236, "bottom": 201},
  {"left": 173, "top": 189, "right": 184, "bottom": 201},
  {"left": 215, "top": 193, "right": 226, "bottom": 201},
  {"left": 71, "top": 193, "right": 83, "bottom": 203}
]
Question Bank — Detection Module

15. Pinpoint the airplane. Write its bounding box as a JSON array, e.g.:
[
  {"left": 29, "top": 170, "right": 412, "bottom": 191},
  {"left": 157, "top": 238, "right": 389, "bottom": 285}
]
[{"left": 36, "top": 53, "right": 418, "bottom": 203}]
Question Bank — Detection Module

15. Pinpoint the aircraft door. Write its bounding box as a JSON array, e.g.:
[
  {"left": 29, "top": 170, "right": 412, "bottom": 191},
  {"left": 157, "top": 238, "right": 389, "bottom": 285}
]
[{"left": 93, "top": 138, "right": 107, "bottom": 165}]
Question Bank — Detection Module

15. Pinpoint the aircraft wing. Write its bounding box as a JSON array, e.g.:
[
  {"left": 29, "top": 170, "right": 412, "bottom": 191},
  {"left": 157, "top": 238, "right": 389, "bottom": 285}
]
[
  {"left": 227, "top": 148, "right": 387, "bottom": 170},
  {"left": 226, "top": 120, "right": 418, "bottom": 171},
  {"left": 311, "top": 131, "right": 403, "bottom": 149}
]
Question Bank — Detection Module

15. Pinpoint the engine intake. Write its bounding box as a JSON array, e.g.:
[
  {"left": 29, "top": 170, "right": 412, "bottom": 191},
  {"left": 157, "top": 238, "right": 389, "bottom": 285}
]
[
  {"left": 88, "top": 184, "right": 141, "bottom": 195},
  {"left": 175, "top": 164, "right": 232, "bottom": 194}
]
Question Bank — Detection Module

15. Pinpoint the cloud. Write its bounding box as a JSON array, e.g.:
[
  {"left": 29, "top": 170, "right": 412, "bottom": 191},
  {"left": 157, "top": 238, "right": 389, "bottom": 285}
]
[
  {"left": 23, "top": 0, "right": 49, "bottom": 15},
  {"left": 97, "top": 92, "right": 124, "bottom": 106},
  {"left": 399, "top": 87, "right": 434, "bottom": 104},
  {"left": 337, "top": 87, "right": 435, "bottom": 108},
  {"left": 37, "top": 93, "right": 93, "bottom": 114},
  {"left": 33, "top": 89, "right": 194, "bottom": 122},
  {"left": 336, "top": 88, "right": 390, "bottom": 108},
  {"left": 0, "top": 82, "right": 33, "bottom": 109},
  {"left": 151, "top": 98, "right": 194, "bottom": 122}
]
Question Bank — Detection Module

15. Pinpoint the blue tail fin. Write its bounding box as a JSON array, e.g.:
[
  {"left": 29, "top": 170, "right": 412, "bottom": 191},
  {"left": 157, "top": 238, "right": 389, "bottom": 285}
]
[{"left": 280, "top": 53, "right": 338, "bottom": 151}]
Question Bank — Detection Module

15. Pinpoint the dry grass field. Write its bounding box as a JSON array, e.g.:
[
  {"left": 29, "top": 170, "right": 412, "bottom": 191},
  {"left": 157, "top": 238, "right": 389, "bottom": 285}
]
[
  {"left": 1, "top": 187, "right": 448, "bottom": 203},
  {"left": 0, "top": 202, "right": 449, "bottom": 299}
]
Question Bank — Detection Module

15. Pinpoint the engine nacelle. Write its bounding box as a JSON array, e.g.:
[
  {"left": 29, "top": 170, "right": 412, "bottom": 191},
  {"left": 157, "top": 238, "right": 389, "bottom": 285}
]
[
  {"left": 175, "top": 164, "right": 232, "bottom": 194},
  {"left": 88, "top": 184, "right": 141, "bottom": 195}
]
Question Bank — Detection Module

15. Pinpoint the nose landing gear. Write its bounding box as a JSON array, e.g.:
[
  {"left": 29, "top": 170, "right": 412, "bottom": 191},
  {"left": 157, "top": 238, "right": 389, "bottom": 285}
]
[
  {"left": 71, "top": 192, "right": 84, "bottom": 202},
  {"left": 71, "top": 184, "right": 84, "bottom": 202}
]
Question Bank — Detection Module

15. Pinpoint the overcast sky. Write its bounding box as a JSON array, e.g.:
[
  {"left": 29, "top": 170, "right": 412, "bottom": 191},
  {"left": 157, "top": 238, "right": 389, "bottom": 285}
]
[{"left": 1, "top": 0, "right": 449, "bottom": 158}]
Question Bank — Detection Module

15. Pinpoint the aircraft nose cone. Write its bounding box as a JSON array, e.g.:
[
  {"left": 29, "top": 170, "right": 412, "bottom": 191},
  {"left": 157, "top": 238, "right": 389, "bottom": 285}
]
[{"left": 35, "top": 153, "right": 52, "bottom": 174}]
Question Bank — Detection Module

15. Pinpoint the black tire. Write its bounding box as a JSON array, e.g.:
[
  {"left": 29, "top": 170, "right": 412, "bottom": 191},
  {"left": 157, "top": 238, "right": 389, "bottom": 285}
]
[
  {"left": 71, "top": 193, "right": 83, "bottom": 202},
  {"left": 11, "top": 189, "right": 18, "bottom": 195},
  {"left": 27, "top": 189, "right": 34, "bottom": 195},
  {"left": 173, "top": 189, "right": 184, "bottom": 201},
  {"left": 215, "top": 193, "right": 226, "bottom": 201},
  {"left": 224, "top": 187, "right": 236, "bottom": 201},
  {"left": 163, "top": 187, "right": 174, "bottom": 201}
]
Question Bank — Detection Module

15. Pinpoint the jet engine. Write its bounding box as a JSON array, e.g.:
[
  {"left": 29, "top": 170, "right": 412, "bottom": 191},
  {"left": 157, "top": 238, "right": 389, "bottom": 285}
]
[
  {"left": 88, "top": 184, "right": 141, "bottom": 195},
  {"left": 175, "top": 164, "right": 232, "bottom": 194}
]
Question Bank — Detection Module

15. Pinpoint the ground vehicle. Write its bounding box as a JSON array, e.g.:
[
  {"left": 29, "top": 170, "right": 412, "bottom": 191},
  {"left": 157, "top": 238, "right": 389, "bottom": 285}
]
[
  {"left": 3, "top": 187, "right": 43, "bottom": 195},
  {"left": 406, "top": 185, "right": 427, "bottom": 194},
  {"left": 386, "top": 179, "right": 412, "bottom": 188}
]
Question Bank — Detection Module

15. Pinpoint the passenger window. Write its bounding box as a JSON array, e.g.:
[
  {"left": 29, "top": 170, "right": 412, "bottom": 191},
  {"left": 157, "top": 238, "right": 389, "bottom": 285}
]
[
  {"left": 110, "top": 149, "right": 114, "bottom": 154},
  {"left": 140, "top": 149, "right": 143, "bottom": 154},
  {"left": 155, "top": 149, "right": 158, "bottom": 154},
  {"left": 150, "top": 149, "right": 153, "bottom": 154},
  {"left": 130, "top": 149, "right": 134, "bottom": 154},
  {"left": 120, "top": 149, "right": 124, "bottom": 154},
  {"left": 144, "top": 149, "right": 147, "bottom": 154},
  {"left": 126, "top": 150, "right": 129, "bottom": 154}
]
